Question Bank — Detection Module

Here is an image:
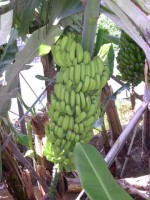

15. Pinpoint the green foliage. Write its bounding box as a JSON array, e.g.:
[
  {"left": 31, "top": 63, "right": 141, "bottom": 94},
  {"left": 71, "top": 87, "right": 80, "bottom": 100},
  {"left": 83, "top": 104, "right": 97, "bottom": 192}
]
[
  {"left": 98, "top": 14, "right": 121, "bottom": 37},
  {"left": 19, "top": 0, "right": 39, "bottom": 35},
  {"left": 0, "top": 25, "right": 62, "bottom": 115},
  {"left": 73, "top": 143, "right": 133, "bottom": 200},
  {"left": 14, "top": 0, "right": 83, "bottom": 35},
  {"left": 94, "top": 27, "right": 110, "bottom": 56},
  {"left": 0, "top": 28, "right": 18, "bottom": 75}
]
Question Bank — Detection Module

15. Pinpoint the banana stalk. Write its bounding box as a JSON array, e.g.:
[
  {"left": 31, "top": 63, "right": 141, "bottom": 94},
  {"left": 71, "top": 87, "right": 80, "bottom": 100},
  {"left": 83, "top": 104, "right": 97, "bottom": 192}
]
[{"left": 81, "top": 0, "right": 100, "bottom": 54}]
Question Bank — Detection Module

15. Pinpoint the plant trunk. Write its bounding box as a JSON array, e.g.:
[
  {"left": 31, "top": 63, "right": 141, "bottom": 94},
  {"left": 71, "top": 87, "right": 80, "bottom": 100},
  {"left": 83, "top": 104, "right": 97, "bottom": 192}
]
[
  {"left": 102, "top": 84, "right": 122, "bottom": 142},
  {"left": 41, "top": 51, "right": 56, "bottom": 104},
  {"left": 0, "top": 117, "right": 36, "bottom": 200}
]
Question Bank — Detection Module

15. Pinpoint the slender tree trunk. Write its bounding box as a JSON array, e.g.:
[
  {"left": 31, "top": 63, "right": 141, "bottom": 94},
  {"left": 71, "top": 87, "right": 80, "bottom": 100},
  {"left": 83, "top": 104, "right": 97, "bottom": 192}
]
[
  {"left": 102, "top": 84, "right": 122, "bottom": 142},
  {"left": 41, "top": 51, "right": 56, "bottom": 104}
]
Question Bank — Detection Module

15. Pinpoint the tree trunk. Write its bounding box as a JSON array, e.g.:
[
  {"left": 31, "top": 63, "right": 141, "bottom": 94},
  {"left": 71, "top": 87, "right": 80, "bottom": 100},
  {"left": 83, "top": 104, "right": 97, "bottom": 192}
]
[
  {"left": 102, "top": 84, "right": 122, "bottom": 142},
  {"left": 41, "top": 51, "right": 56, "bottom": 104}
]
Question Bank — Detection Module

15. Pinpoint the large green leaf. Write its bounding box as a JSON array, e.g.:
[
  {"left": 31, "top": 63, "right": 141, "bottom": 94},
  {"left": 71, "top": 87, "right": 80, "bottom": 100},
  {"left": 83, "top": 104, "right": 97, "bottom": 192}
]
[
  {"left": 0, "top": 25, "right": 62, "bottom": 114},
  {"left": 73, "top": 143, "right": 133, "bottom": 200}
]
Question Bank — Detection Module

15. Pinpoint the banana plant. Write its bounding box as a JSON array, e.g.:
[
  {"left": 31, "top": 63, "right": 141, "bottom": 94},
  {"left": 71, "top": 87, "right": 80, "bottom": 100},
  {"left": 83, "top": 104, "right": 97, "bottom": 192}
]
[{"left": 101, "top": 0, "right": 150, "bottom": 147}]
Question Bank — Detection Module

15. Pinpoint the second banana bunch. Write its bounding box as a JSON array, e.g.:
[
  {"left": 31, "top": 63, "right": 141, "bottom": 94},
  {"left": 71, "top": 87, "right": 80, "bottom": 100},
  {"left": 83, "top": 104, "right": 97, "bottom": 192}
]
[{"left": 44, "top": 34, "right": 110, "bottom": 171}]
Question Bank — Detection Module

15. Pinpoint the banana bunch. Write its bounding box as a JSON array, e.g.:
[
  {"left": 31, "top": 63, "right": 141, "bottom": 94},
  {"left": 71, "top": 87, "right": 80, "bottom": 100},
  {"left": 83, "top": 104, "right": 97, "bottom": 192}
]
[
  {"left": 117, "top": 31, "right": 145, "bottom": 86},
  {"left": 44, "top": 34, "right": 110, "bottom": 171}
]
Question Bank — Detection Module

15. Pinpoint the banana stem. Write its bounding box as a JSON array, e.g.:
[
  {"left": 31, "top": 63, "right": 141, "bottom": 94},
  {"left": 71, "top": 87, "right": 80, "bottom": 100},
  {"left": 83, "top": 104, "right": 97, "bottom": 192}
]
[
  {"left": 81, "top": 0, "right": 100, "bottom": 55},
  {"left": 49, "top": 166, "right": 60, "bottom": 200}
]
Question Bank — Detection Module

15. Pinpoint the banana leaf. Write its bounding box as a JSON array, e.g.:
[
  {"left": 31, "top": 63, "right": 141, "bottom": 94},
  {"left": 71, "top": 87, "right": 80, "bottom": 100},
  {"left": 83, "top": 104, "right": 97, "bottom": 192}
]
[
  {"left": 0, "top": 25, "right": 62, "bottom": 115},
  {"left": 73, "top": 143, "right": 133, "bottom": 200}
]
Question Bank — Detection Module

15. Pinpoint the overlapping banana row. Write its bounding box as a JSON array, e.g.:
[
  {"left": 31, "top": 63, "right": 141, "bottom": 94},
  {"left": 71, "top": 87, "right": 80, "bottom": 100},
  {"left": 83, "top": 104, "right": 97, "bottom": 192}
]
[
  {"left": 117, "top": 31, "right": 145, "bottom": 86},
  {"left": 44, "top": 35, "right": 110, "bottom": 171}
]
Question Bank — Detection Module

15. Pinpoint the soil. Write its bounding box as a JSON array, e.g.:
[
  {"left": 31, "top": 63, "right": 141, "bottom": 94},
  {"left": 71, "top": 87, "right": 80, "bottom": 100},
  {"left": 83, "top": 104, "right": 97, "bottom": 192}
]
[{"left": 0, "top": 126, "right": 149, "bottom": 200}]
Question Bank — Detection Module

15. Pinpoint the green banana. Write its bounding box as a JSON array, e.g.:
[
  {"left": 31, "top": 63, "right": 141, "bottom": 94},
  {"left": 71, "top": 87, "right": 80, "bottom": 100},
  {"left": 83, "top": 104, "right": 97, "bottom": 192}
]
[
  {"left": 53, "top": 50, "right": 65, "bottom": 68},
  {"left": 68, "top": 116, "right": 74, "bottom": 131},
  {"left": 75, "top": 105, "right": 81, "bottom": 116},
  {"left": 74, "top": 135, "right": 80, "bottom": 142},
  {"left": 65, "top": 37, "right": 74, "bottom": 52},
  {"left": 80, "top": 63, "right": 86, "bottom": 82},
  {"left": 90, "top": 60, "right": 96, "bottom": 78},
  {"left": 70, "top": 40, "right": 76, "bottom": 62},
  {"left": 70, "top": 90, "right": 75, "bottom": 108},
  {"left": 95, "top": 74, "right": 101, "bottom": 90},
  {"left": 54, "top": 138, "right": 62, "bottom": 147},
  {"left": 63, "top": 141, "right": 71, "bottom": 151},
  {"left": 74, "top": 64, "right": 81, "bottom": 84},
  {"left": 75, "top": 111, "right": 86, "bottom": 123},
  {"left": 82, "top": 76, "right": 90, "bottom": 92},
  {"left": 48, "top": 105, "right": 55, "bottom": 117},
  {"left": 74, "top": 124, "right": 79, "bottom": 134},
  {"left": 66, "top": 104, "right": 73, "bottom": 116},
  {"left": 85, "top": 95, "right": 91, "bottom": 111},
  {"left": 101, "top": 75, "right": 108, "bottom": 88},
  {"left": 56, "top": 71, "right": 64, "bottom": 83},
  {"left": 78, "top": 123, "right": 84, "bottom": 133},
  {"left": 54, "top": 83, "right": 60, "bottom": 99},
  {"left": 55, "top": 101, "right": 61, "bottom": 112},
  {"left": 64, "top": 91, "right": 70, "bottom": 105},
  {"left": 53, "top": 110, "right": 60, "bottom": 121},
  {"left": 72, "top": 58, "right": 77, "bottom": 65},
  {"left": 64, "top": 51, "right": 72, "bottom": 67},
  {"left": 63, "top": 68, "right": 70, "bottom": 83},
  {"left": 60, "top": 101, "right": 65, "bottom": 112},
  {"left": 83, "top": 51, "right": 91, "bottom": 64},
  {"left": 45, "top": 36, "right": 106, "bottom": 171},
  {"left": 48, "top": 131, "right": 56, "bottom": 143},
  {"left": 57, "top": 116, "right": 64, "bottom": 127},
  {"left": 86, "top": 104, "right": 96, "bottom": 118},
  {"left": 56, "top": 127, "right": 64, "bottom": 139},
  {"left": 80, "top": 91, "right": 86, "bottom": 108},
  {"left": 66, "top": 80, "right": 73, "bottom": 91},
  {"left": 83, "top": 116, "right": 96, "bottom": 127},
  {"left": 60, "top": 85, "right": 65, "bottom": 101},
  {"left": 69, "top": 66, "right": 74, "bottom": 81},
  {"left": 76, "top": 42, "right": 84, "bottom": 63},
  {"left": 75, "top": 81, "right": 83, "bottom": 93},
  {"left": 66, "top": 131, "right": 72, "bottom": 141},
  {"left": 75, "top": 93, "right": 81, "bottom": 106},
  {"left": 94, "top": 56, "right": 103, "bottom": 76},
  {"left": 86, "top": 64, "right": 91, "bottom": 77},
  {"left": 62, "top": 115, "right": 70, "bottom": 131},
  {"left": 60, "top": 36, "right": 68, "bottom": 50}
]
